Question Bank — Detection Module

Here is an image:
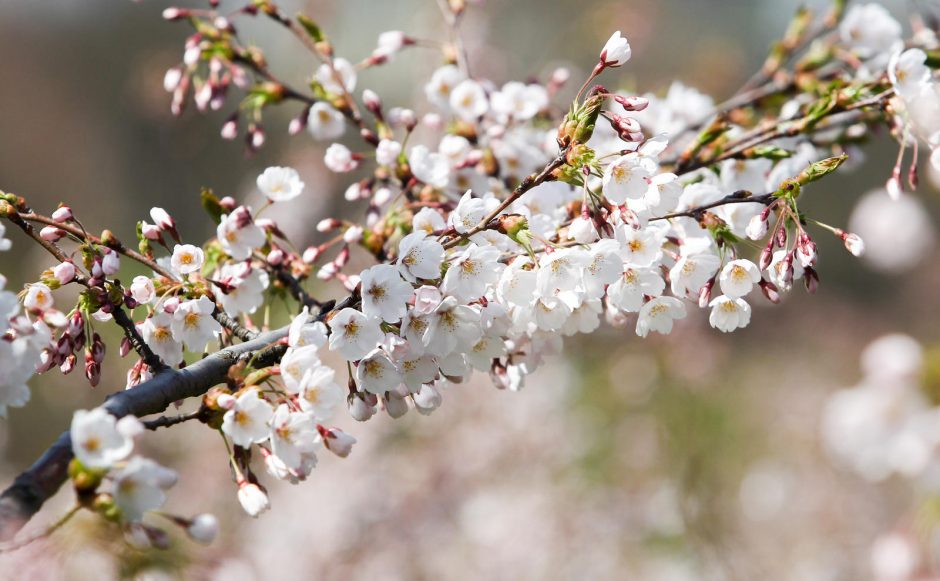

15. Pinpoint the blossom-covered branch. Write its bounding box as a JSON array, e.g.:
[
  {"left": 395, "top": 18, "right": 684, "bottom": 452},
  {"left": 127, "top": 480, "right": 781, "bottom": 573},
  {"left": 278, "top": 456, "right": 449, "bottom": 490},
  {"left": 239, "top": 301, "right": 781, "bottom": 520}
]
[{"left": 0, "top": 0, "right": 936, "bottom": 552}]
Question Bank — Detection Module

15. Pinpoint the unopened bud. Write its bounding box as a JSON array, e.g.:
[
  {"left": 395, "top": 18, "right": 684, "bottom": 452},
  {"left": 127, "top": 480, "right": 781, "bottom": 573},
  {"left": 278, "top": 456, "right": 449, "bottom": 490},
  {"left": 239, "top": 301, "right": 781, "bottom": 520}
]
[
  {"left": 52, "top": 206, "right": 73, "bottom": 223},
  {"left": 40, "top": 226, "right": 66, "bottom": 242}
]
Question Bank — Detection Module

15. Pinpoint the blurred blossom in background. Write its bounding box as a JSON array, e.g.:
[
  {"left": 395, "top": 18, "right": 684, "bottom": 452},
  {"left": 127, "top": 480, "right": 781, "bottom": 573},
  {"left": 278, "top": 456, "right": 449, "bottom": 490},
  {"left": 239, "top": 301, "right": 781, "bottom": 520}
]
[{"left": 0, "top": 0, "right": 939, "bottom": 579}]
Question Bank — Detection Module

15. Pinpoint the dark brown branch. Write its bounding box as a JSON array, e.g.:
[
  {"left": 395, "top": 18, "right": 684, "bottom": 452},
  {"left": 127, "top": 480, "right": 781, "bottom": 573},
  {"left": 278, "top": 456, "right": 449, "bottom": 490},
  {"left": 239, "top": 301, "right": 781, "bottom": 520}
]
[
  {"left": 110, "top": 300, "right": 168, "bottom": 372},
  {"left": 143, "top": 411, "right": 201, "bottom": 431},
  {"left": 213, "top": 308, "right": 258, "bottom": 342},
  {"left": 0, "top": 295, "right": 355, "bottom": 542},
  {"left": 650, "top": 192, "right": 775, "bottom": 222}
]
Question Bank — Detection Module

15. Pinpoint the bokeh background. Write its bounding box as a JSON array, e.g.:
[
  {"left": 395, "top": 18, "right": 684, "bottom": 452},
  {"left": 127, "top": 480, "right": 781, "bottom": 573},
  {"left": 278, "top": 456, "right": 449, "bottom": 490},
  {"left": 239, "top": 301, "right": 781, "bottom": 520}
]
[{"left": 1, "top": 0, "right": 939, "bottom": 579}]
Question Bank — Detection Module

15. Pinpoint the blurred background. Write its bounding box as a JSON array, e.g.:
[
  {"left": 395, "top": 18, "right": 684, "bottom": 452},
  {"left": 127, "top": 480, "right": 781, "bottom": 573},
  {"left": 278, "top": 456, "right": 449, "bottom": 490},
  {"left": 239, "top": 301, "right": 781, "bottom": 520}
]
[{"left": 1, "top": 0, "right": 939, "bottom": 579}]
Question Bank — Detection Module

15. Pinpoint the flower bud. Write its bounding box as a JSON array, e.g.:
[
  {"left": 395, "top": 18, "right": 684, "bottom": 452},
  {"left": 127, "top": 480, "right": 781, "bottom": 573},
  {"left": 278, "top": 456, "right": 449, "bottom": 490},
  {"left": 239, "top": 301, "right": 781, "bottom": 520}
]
[
  {"left": 40, "top": 226, "right": 66, "bottom": 242},
  {"left": 186, "top": 514, "right": 219, "bottom": 544},
  {"left": 220, "top": 115, "right": 239, "bottom": 140},
  {"left": 347, "top": 393, "right": 376, "bottom": 422},
  {"left": 343, "top": 226, "right": 363, "bottom": 244},
  {"left": 759, "top": 279, "right": 781, "bottom": 304},
  {"left": 53, "top": 262, "right": 76, "bottom": 285},
  {"left": 384, "top": 393, "right": 409, "bottom": 418},
  {"left": 838, "top": 230, "right": 865, "bottom": 257},
  {"left": 51, "top": 206, "right": 73, "bottom": 223},
  {"left": 237, "top": 482, "right": 270, "bottom": 518},
  {"left": 302, "top": 246, "right": 321, "bottom": 264},
  {"left": 614, "top": 94, "right": 649, "bottom": 111},
  {"left": 321, "top": 427, "right": 356, "bottom": 457},
  {"left": 413, "top": 384, "right": 442, "bottom": 415},
  {"left": 316, "top": 218, "right": 341, "bottom": 232}
]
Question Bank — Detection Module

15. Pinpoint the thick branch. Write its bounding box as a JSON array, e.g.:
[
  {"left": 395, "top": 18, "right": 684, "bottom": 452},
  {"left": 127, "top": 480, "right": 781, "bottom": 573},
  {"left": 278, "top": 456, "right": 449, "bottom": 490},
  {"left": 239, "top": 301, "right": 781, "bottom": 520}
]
[{"left": 0, "top": 295, "right": 354, "bottom": 541}]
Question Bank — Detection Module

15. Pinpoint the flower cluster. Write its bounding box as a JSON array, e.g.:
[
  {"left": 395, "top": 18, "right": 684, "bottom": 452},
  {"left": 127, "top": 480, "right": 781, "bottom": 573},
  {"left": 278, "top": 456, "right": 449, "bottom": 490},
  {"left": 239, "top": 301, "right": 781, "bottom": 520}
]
[
  {"left": 0, "top": 0, "right": 937, "bottom": 551},
  {"left": 69, "top": 408, "right": 218, "bottom": 546}
]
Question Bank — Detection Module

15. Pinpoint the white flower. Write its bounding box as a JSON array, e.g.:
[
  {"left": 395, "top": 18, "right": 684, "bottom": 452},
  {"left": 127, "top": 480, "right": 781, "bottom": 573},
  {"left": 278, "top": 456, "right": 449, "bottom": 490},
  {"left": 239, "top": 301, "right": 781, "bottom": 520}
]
[
  {"left": 141, "top": 312, "right": 183, "bottom": 366},
  {"left": 531, "top": 293, "right": 575, "bottom": 332},
  {"left": 269, "top": 404, "right": 320, "bottom": 472},
  {"left": 217, "top": 206, "right": 266, "bottom": 261},
  {"left": 450, "top": 190, "right": 488, "bottom": 233},
  {"left": 375, "top": 30, "right": 407, "bottom": 58},
  {"left": 441, "top": 243, "right": 503, "bottom": 301},
  {"left": 537, "top": 248, "right": 589, "bottom": 295},
  {"left": 568, "top": 216, "right": 599, "bottom": 244},
  {"left": 490, "top": 81, "right": 548, "bottom": 121},
  {"left": 889, "top": 49, "right": 932, "bottom": 101},
  {"left": 616, "top": 226, "right": 663, "bottom": 268},
  {"left": 708, "top": 295, "right": 752, "bottom": 333},
  {"left": 397, "top": 354, "right": 439, "bottom": 391},
  {"left": 581, "top": 240, "right": 624, "bottom": 299},
  {"left": 315, "top": 58, "right": 356, "bottom": 94},
  {"left": 603, "top": 154, "right": 654, "bottom": 204},
  {"left": 170, "top": 244, "right": 204, "bottom": 275},
  {"left": 636, "top": 296, "right": 687, "bottom": 337},
  {"left": 839, "top": 3, "right": 902, "bottom": 60},
  {"left": 186, "top": 514, "right": 219, "bottom": 544},
  {"left": 324, "top": 143, "right": 358, "bottom": 173},
  {"left": 287, "top": 308, "right": 328, "bottom": 349},
  {"left": 307, "top": 103, "right": 346, "bottom": 141},
  {"left": 413, "top": 285, "right": 443, "bottom": 315},
  {"left": 449, "top": 79, "right": 489, "bottom": 121},
  {"left": 718, "top": 259, "right": 761, "bottom": 298},
  {"left": 256, "top": 166, "right": 305, "bottom": 202},
  {"left": 376, "top": 139, "right": 402, "bottom": 166},
  {"left": 221, "top": 388, "right": 274, "bottom": 447},
  {"left": 425, "top": 64, "right": 466, "bottom": 110},
  {"left": 296, "top": 364, "right": 344, "bottom": 420},
  {"left": 172, "top": 296, "right": 222, "bottom": 352},
  {"left": 328, "top": 308, "right": 384, "bottom": 361},
  {"left": 215, "top": 263, "right": 269, "bottom": 316},
  {"left": 397, "top": 232, "right": 445, "bottom": 282},
  {"left": 360, "top": 264, "right": 413, "bottom": 323},
  {"left": 279, "top": 345, "right": 321, "bottom": 391},
  {"left": 409, "top": 145, "right": 450, "bottom": 188},
  {"left": 70, "top": 408, "right": 143, "bottom": 469},
  {"left": 413, "top": 207, "right": 447, "bottom": 235},
  {"left": 130, "top": 276, "right": 156, "bottom": 305},
  {"left": 466, "top": 334, "right": 507, "bottom": 371},
  {"left": 357, "top": 348, "right": 402, "bottom": 394},
  {"left": 498, "top": 257, "right": 538, "bottom": 307},
  {"left": 600, "top": 31, "right": 631, "bottom": 67},
  {"left": 669, "top": 242, "right": 721, "bottom": 298},
  {"left": 423, "top": 296, "right": 483, "bottom": 357},
  {"left": 237, "top": 482, "right": 270, "bottom": 517},
  {"left": 113, "top": 456, "right": 177, "bottom": 522},
  {"left": 606, "top": 267, "right": 665, "bottom": 312},
  {"left": 23, "top": 283, "right": 54, "bottom": 311}
]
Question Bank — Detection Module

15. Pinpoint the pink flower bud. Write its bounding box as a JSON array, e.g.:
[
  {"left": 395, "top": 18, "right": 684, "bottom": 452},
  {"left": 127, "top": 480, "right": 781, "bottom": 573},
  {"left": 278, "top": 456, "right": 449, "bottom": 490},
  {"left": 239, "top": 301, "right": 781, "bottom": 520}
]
[
  {"left": 343, "top": 226, "right": 363, "bottom": 244},
  {"left": 840, "top": 231, "right": 865, "bottom": 257},
  {"left": 40, "top": 226, "right": 65, "bottom": 242},
  {"left": 615, "top": 94, "right": 649, "bottom": 111},
  {"left": 237, "top": 482, "right": 270, "bottom": 517},
  {"left": 320, "top": 426, "right": 357, "bottom": 457},
  {"left": 220, "top": 115, "right": 239, "bottom": 140},
  {"left": 51, "top": 206, "right": 73, "bottom": 222},
  {"left": 53, "top": 262, "right": 76, "bottom": 285},
  {"left": 60, "top": 353, "right": 76, "bottom": 375},
  {"left": 759, "top": 280, "right": 781, "bottom": 304},
  {"left": 347, "top": 394, "right": 376, "bottom": 422},
  {"left": 316, "top": 218, "right": 341, "bottom": 232},
  {"left": 288, "top": 108, "right": 309, "bottom": 135},
  {"left": 302, "top": 246, "right": 321, "bottom": 264},
  {"left": 141, "top": 222, "right": 163, "bottom": 241},
  {"left": 186, "top": 514, "right": 219, "bottom": 544},
  {"left": 219, "top": 196, "right": 236, "bottom": 212},
  {"left": 266, "top": 248, "right": 285, "bottom": 266},
  {"left": 162, "top": 7, "right": 189, "bottom": 20},
  {"left": 803, "top": 266, "right": 819, "bottom": 294}
]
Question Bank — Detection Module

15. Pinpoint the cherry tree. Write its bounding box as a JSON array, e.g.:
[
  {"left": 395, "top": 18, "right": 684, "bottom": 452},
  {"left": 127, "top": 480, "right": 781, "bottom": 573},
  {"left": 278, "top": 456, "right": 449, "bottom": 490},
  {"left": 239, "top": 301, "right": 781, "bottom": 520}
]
[{"left": 0, "top": 0, "right": 937, "bottom": 551}]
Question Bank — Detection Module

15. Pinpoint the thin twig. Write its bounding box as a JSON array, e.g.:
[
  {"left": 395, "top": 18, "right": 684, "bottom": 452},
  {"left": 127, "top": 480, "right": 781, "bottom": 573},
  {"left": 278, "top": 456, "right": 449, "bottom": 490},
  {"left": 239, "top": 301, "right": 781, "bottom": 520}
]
[
  {"left": 143, "top": 411, "right": 201, "bottom": 431},
  {"left": 442, "top": 152, "right": 568, "bottom": 249}
]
